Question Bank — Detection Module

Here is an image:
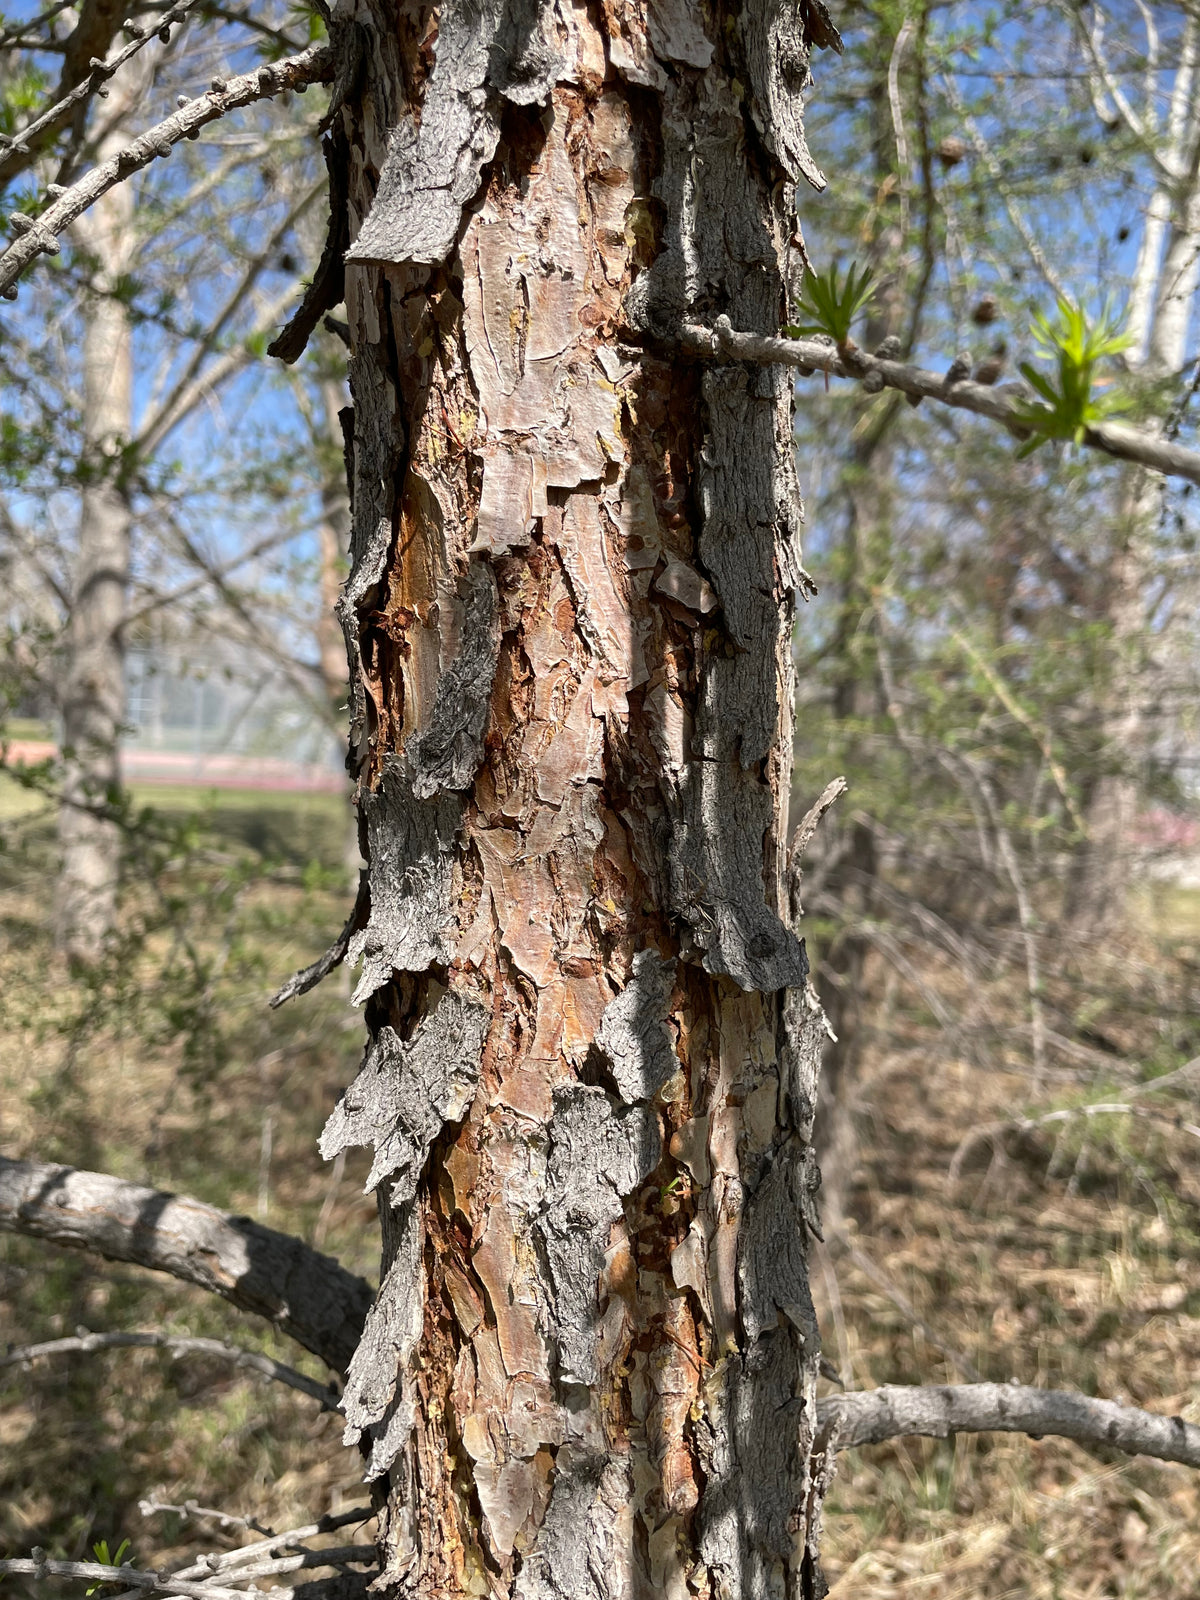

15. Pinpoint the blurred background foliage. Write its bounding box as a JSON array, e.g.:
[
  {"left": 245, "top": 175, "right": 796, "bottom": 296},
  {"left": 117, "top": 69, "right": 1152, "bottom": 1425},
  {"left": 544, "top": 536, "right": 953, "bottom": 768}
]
[{"left": 5, "top": 0, "right": 1200, "bottom": 1595}]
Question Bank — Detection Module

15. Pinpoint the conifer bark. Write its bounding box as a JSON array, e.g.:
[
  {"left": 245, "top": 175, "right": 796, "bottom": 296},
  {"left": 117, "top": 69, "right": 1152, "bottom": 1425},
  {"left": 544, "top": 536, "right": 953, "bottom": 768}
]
[{"left": 327, "top": 2, "right": 836, "bottom": 1593}]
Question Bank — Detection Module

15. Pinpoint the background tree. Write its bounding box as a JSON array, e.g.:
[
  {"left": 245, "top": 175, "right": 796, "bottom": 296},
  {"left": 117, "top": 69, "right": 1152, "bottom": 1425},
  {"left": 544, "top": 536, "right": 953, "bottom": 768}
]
[{"left": 2, "top": 0, "right": 339, "bottom": 958}]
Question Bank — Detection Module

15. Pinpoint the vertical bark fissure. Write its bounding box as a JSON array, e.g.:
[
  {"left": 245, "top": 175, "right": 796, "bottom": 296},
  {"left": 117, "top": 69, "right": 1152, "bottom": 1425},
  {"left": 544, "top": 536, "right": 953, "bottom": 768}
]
[{"left": 326, "top": 2, "right": 835, "bottom": 1594}]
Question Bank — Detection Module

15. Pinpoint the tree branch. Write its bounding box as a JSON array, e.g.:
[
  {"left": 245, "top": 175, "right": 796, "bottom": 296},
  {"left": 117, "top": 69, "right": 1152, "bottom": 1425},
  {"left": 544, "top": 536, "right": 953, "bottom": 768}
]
[
  {"left": 270, "top": 870, "right": 368, "bottom": 1009},
  {"left": 820, "top": 1382, "right": 1200, "bottom": 1469},
  {"left": 2, "top": 1328, "right": 340, "bottom": 1408},
  {"left": 680, "top": 318, "right": 1200, "bottom": 488},
  {"left": 0, "top": 42, "right": 334, "bottom": 298},
  {"left": 151, "top": 1508, "right": 372, "bottom": 1587},
  {"left": 940, "top": 70, "right": 1071, "bottom": 302},
  {"left": 136, "top": 183, "right": 326, "bottom": 452},
  {"left": 122, "top": 526, "right": 305, "bottom": 627},
  {"left": 0, "top": 1546, "right": 375, "bottom": 1600},
  {"left": 0, "top": 0, "right": 201, "bottom": 184},
  {"left": 0, "top": 1156, "right": 371, "bottom": 1374}
]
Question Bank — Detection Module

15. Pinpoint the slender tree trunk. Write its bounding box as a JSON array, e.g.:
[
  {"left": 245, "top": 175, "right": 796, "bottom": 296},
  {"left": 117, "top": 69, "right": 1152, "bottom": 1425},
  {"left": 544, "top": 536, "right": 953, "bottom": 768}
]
[
  {"left": 1070, "top": 38, "right": 1200, "bottom": 927},
  {"left": 56, "top": 110, "right": 138, "bottom": 962},
  {"left": 327, "top": 1, "right": 835, "bottom": 1593},
  {"left": 808, "top": 54, "right": 901, "bottom": 1228}
]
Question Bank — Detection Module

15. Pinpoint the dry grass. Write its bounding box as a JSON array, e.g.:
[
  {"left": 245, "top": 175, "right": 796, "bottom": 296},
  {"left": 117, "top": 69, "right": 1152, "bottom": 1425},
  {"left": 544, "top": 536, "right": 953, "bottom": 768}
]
[
  {"left": 814, "top": 914, "right": 1200, "bottom": 1600},
  {"left": 5, "top": 791, "right": 1200, "bottom": 1595},
  {"left": 0, "top": 792, "right": 374, "bottom": 1586}
]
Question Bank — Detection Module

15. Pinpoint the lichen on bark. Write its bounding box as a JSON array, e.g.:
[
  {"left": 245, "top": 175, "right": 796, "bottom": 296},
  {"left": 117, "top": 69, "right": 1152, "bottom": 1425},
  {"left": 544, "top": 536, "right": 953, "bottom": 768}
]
[{"left": 326, "top": 0, "right": 839, "bottom": 1593}]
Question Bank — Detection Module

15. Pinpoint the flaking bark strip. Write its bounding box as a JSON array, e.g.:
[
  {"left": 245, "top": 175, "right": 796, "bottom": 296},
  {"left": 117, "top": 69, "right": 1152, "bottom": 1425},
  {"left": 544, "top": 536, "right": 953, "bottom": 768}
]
[
  {"left": 739, "top": 1150, "right": 821, "bottom": 1346},
  {"left": 346, "top": 757, "right": 462, "bottom": 1002},
  {"left": 340, "top": 1200, "right": 424, "bottom": 1477},
  {"left": 513, "top": 1451, "right": 634, "bottom": 1600},
  {"left": 409, "top": 560, "right": 501, "bottom": 798},
  {"left": 631, "top": 69, "right": 811, "bottom": 999},
  {"left": 594, "top": 948, "right": 679, "bottom": 1103},
  {"left": 737, "top": 0, "right": 834, "bottom": 192},
  {"left": 345, "top": 0, "right": 561, "bottom": 268},
  {"left": 779, "top": 986, "right": 825, "bottom": 1141},
  {"left": 698, "top": 1330, "right": 818, "bottom": 1600},
  {"left": 670, "top": 767, "right": 811, "bottom": 993},
  {"left": 539, "top": 1084, "right": 661, "bottom": 1386},
  {"left": 320, "top": 990, "right": 489, "bottom": 1202}
]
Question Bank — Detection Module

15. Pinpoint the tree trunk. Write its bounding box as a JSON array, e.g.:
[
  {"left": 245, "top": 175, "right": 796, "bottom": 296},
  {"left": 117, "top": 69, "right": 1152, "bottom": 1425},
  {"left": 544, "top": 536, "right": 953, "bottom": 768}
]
[
  {"left": 1069, "top": 32, "right": 1200, "bottom": 928},
  {"left": 326, "top": 1, "right": 835, "bottom": 1593},
  {"left": 56, "top": 105, "right": 138, "bottom": 963}
]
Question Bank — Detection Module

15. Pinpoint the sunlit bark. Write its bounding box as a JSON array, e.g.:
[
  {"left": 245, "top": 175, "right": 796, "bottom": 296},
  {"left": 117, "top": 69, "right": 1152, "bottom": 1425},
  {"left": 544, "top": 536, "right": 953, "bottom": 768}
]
[{"left": 326, "top": 1, "right": 836, "bottom": 1593}]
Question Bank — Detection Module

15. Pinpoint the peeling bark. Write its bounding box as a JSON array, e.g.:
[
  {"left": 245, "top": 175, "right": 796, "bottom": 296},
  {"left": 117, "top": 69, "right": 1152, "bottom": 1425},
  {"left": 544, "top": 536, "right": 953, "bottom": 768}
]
[{"left": 325, "top": 0, "right": 835, "bottom": 1592}]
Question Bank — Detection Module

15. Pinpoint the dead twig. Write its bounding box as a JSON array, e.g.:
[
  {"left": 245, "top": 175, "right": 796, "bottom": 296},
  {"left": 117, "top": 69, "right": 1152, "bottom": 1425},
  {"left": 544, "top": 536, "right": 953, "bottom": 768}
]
[{"left": 2, "top": 1328, "right": 339, "bottom": 1409}]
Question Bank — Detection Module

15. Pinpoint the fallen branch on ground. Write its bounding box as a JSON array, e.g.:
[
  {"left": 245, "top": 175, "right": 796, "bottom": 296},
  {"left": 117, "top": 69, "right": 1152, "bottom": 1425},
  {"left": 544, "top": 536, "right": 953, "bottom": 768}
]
[
  {"left": 820, "top": 1381, "right": 1200, "bottom": 1468},
  {"left": 2, "top": 1328, "right": 339, "bottom": 1408},
  {"left": 0, "top": 1157, "right": 372, "bottom": 1373},
  {"left": 681, "top": 317, "right": 1200, "bottom": 488}
]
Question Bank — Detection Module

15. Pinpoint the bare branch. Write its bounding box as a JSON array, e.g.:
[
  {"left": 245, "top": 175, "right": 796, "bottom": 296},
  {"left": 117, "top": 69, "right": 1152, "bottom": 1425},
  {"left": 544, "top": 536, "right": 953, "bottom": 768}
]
[
  {"left": 0, "top": 1156, "right": 372, "bottom": 1374},
  {"left": 270, "top": 870, "right": 368, "bottom": 1009},
  {"left": 1067, "top": 0, "right": 1163, "bottom": 159},
  {"left": 268, "top": 131, "right": 350, "bottom": 364},
  {"left": 0, "top": 1544, "right": 374, "bottom": 1600},
  {"left": 138, "top": 1499, "right": 273, "bottom": 1536},
  {"left": 137, "top": 1502, "right": 371, "bottom": 1539},
  {"left": 788, "top": 776, "right": 849, "bottom": 871},
  {"left": 2, "top": 1328, "right": 339, "bottom": 1408},
  {"left": 950, "top": 626, "right": 1084, "bottom": 833},
  {"left": 122, "top": 526, "right": 305, "bottom": 628},
  {"left": 136, "top": 182, "right": 326, "bottom": 451},
  {"left": 0, "top": 1558, "right": 257, "bottom": 1600},
  {"left": 0, "top": 0, "right": 203, "bottom": 184},
  {"left": 886, "top": 18, "right": 915, "bottom": 257},
  {"left": 0, "top": 43, "right": 334, "bottom": 298},
  {"left": 160, "top": 1509, "right": 373, "bottom": 1585},
  {"left": 680, "top": 319, "right": 1200, "bottom": 488},
  {"left": 939, "top": 72, "right": 1071, "bottom": 301},
  {"left": 821, "top": 1382, "right": 1200, "bottom": 1469},
  {"left": 134, "top": 284, "right": 301, "bottom": 453}
]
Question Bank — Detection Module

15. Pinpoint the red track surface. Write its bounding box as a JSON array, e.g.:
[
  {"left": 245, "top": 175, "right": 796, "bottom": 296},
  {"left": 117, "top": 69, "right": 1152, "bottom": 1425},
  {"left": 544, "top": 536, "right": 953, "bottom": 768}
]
[{"left": 3, "top": 741, "right": 345, "bottom": 795}]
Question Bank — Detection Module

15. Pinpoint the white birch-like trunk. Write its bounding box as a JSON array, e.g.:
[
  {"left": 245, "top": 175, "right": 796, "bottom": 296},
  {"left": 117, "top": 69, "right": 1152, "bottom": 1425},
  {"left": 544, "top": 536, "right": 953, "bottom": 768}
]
[
  {"left": 321, "top": 0, "right": 837, "bottom": 1593},
  {"left": 56, "top": 108, "right": 138, "bottom": 962},
  {"left": 1072, "top": 30, "right": 1200, "bottom": 925}
]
